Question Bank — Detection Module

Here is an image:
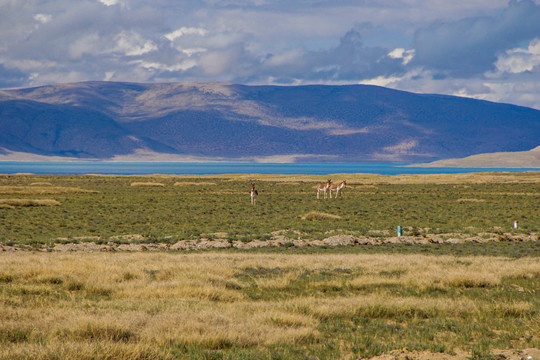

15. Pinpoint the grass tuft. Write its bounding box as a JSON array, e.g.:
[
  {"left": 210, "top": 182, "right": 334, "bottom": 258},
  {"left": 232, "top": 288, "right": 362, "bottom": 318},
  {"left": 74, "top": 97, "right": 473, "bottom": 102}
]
[
  {"left": 0, "top": 186, "right": 98, "bottom": 194},
  {"left": 0, "top": 199, "right": 61, "bottom": 207},
  {"left": 70, "top": 323, "right": 136, "bottom": 343},
  {"left": 174, "top": 182, "right": 217, "bottom": 186},
  {"left": 130, "top": 182, "right": 165, "bottom": 187},
  {"left": 300, "top": 211, "right": 341, "bottom": 220},
  {"left": 0, "top": 326, "right": 32, "bottom": 343}
]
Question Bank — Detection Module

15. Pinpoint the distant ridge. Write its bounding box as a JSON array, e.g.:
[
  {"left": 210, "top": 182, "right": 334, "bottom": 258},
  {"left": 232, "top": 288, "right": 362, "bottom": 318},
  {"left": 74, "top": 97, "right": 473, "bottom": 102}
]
[
  {"left": 412, "top": 146, "right": 540, "bottom": 168},
  {"left": 1, "top": 81, "right": 539, "bottom": 164}
]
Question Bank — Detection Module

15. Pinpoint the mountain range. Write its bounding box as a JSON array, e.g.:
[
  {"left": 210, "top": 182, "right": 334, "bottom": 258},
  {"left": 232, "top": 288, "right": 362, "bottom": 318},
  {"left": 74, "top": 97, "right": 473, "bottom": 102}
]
[{"left": 0, "top": 81, "right": 539, "bottom": 164}]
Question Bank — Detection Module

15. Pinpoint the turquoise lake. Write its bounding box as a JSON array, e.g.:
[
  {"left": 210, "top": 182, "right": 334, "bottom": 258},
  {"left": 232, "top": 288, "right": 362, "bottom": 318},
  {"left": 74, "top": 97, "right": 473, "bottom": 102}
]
[{"left": 0, "top": 161, "right": 538, "bottom": 175}]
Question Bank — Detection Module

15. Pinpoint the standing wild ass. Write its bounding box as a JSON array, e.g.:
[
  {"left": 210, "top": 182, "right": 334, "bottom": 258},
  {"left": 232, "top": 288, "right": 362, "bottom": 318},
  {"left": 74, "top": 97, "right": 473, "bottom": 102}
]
[
  {"left": 316, "top": 179, "right": 332, "bottom": 199},
  {"left": 329, "top": 180, "right": 346, "bottom": 198}
]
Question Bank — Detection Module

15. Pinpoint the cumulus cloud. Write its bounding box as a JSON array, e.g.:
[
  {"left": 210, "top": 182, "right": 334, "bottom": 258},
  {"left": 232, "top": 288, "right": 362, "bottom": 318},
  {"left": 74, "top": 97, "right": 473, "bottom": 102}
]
[
  {"left": 98, "top": 0, "right": 120, "bottom": 6},
  {"left": 33, "top": 14, "right": 52, "bottom": 24},
  {"left": 411, "top": 0, "right": 540, "bottom": 77},
  {"left": 495, "top": 38, "right": 540, "bottom": 73},
  {"left": 136, "top": 59, "right": 198, "bottom": 72},
  {"left": 165, "top": 27, "right": 208, "bottom": 42},
  {"left": 252, "top": 28, "right": 405, "bottom": 84},
  {"left": 388, "top": 48, "right": 415, "bottom": 65},
  {"left": 0, "top": 0, "right": 539, "bottom": 109},
  {"left": 114, "top": 31, "right": 158, "bottom": 56}
]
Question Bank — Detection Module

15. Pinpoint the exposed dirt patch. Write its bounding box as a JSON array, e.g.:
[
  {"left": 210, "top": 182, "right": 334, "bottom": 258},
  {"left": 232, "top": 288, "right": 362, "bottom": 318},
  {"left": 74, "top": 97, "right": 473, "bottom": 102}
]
[
  {"left": 0, "top": 232, "right": 537, "bottom": 252},
  {"left": 368, "top": 348, "right": 539, "bottom": 360}
]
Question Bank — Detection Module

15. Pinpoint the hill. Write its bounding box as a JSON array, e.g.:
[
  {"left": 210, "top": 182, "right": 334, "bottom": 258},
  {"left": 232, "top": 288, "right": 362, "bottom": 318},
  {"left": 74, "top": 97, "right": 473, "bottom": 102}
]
[
  {"left": 0, "top": 81, "right": 539, "bottom": 163},
  {"left": 413, "top": 146, "right": 540, "bottom": 168}
]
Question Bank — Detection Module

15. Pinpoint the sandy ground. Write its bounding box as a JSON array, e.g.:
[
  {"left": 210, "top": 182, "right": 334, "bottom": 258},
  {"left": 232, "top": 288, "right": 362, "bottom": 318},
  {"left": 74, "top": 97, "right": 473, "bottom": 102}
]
[
  {"left": 368, "top": 348, "right": 539, "bottom": 360},
  {"left": 413, "top": 146, "right": 540, "bottom": 168}
]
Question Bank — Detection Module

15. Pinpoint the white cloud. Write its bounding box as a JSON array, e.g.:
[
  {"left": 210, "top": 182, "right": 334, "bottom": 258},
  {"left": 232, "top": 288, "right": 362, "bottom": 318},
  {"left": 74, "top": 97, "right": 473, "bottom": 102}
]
[
  {"left": 411, "top": 0, "right": 540, "bottom": 77},
  {"left": 204, "top": 33, "right": 245, "bottom": 49},
  {"left": 2, "top": 1, "right": 540, "bottom": 110},
  {"left": 68, "top": 33, "right": 101, "bottom": 59},
  {"left": 165, "top": 27, "right": 208, "bottom": 42},
  {"left": 264, "top": 48, "right": 305, "bottom": 67},
  {"left": 360, "top": 75, "right": 404, "bottom": 88},
  {"left": 180, "top": 48, "right": 207, "bottom": 57},
  {"left": 28, "top": 70, "right": 88, "bottom": 86},
  {"left": 199, "top": 50, "right": 235, "bottom": 76},
  {"left": 104, "top": 71, "right": 115, "bottom": 81},
  {"left": 67, "top": 31, "right": 156, "bottom": 60},
  {"left": 136, "top": 60, "right": 198, "bottom": 72},
  {"left": 359, "top": 68, "right": 422, "bottom": 88},
  {"left": 495, "top": 38, "right": 540, "bottom": 74},
  {"left": 388, "top": 48, "right": 415, "bottom": 65},
  {"left": 33, "top": 14, "right": 52, "bottom": 24},
  {"left": 114, "top": 31, "right": 157, "bottom": 56},
  {"left": 2, "top": 59, "right": 58, "bottom": 72},
  {"left": 98, "top": 0, "right": 119, "bottom": 6}
]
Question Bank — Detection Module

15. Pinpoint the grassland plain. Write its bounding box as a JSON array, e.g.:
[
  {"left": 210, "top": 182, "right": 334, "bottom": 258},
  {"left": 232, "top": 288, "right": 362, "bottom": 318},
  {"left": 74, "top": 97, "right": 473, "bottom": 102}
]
[
  {"left": 0, "top": 172, "right": 538, "bottom": 246},
  {"left": 0, "top": 172, "right": 539, "bottom": 359},
  {"left": 0, "top": 252, "right": 538, "bottom": 360}
]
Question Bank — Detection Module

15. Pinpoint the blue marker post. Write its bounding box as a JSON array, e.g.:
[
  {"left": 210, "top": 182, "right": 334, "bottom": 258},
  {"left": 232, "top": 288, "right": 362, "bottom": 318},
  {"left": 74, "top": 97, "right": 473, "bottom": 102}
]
[{"left": 397, "top": 226, "right": 403, "bottom": 237}]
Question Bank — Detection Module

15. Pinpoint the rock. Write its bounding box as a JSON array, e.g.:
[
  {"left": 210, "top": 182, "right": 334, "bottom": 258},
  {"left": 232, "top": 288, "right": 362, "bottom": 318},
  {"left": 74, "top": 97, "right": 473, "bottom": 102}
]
[
  {"left": 322, "top": 235, "right": 358, "bottom": 246},
  {"left": 239, "top": 240, "right": 268, "bottom": 249},
  {"left": 170, "top": 240, "right": 200, "bottom": 250}
]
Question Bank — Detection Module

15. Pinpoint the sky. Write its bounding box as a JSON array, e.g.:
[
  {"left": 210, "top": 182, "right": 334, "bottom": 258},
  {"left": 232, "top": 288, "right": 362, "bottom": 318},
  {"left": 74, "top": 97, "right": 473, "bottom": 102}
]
[{"left": 1, "top": 0, "right": 540, "bottom": 109}]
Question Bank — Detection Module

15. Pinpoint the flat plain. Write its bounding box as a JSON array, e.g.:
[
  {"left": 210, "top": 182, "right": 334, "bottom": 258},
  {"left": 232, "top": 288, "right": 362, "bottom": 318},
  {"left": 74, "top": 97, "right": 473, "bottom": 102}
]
[
  {"left": 0, "top": 172, "right": 539, "bottom": 246},
  {"left": 0, "top": 172, "right": 539, "bottom": 360}
]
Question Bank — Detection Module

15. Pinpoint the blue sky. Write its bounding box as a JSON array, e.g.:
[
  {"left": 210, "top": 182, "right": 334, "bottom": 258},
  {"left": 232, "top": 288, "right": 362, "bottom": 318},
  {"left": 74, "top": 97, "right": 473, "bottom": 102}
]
[{"left": 1, "top": 0, "right": 540, "bottom": 109}]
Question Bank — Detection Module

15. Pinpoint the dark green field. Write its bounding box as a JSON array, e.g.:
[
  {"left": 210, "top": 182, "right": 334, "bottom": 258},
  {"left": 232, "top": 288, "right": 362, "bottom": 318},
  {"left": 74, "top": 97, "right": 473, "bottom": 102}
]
[{"left": 0, "top": 172, "right": 538, "bottom": 246}]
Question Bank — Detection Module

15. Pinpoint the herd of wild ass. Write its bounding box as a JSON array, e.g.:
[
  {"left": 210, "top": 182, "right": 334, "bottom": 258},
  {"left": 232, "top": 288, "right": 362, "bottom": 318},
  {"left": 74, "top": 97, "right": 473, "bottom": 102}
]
[
  {"left": 316, "top": 179, "right": 347, "bottom": 199},
  {"left": 250, "top": 180, "right": 346, "bottom": 204}
]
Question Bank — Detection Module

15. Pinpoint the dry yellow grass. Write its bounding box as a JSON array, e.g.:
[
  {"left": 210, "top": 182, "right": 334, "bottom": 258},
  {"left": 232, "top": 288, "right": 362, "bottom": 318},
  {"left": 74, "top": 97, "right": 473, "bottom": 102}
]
[
  {"left": 0, "top": 199, "right": 61, "bottom": 207},
  {"left": 173, "top": 181, "right": 217, "bottom": 186},
  {"left": 211, "top": 172, "right": 540, "bottom": 184},
  {"left": 457, "top": 198, "right": 486, "bottom": 202},
  {"left": 129, "top": 182, "right": 165, "bottom": 187},
  {"left": 17, "top": 172, "right": 536, "bottom": 185},
  {"left": 0, "top": 252, "right": 538, "bottom": 359},
  {"left": 300, "top": 211, "right": 342, "bottom": 220},
  {"left": 0, "top": 186, "right": 98, "bottom": 194}
]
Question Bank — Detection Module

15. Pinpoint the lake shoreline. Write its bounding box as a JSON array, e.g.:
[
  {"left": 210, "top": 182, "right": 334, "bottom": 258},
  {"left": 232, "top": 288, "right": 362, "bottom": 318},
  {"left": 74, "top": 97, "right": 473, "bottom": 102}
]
[{"left": 1, "top": 160, "right": 539, "bottom": 175}]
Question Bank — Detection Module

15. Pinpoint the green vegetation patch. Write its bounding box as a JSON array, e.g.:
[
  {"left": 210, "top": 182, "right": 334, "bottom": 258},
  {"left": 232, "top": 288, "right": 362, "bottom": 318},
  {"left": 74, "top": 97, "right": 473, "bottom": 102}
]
[{"left": 0, "top": 174, "right": 538, "bottom": 246}]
